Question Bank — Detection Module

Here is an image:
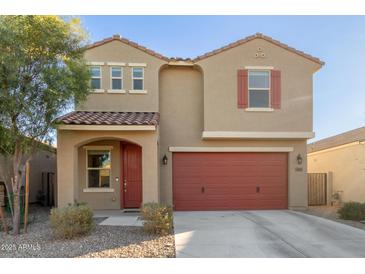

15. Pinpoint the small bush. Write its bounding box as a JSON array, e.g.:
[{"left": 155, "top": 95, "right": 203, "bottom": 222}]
[
  {"left": 337, "top": 202, "right": 365, "bottom": 221},
  {"left": 50, "top": 203, "right": 94, "bottom": 239},
  {"left": 141, "top": 203, "right": 173, "bottom": 235}
]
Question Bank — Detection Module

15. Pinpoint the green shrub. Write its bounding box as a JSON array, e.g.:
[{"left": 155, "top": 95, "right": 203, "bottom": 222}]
[
  {"left": 50, "top": 203, "right": 94, "bottom": 239},
  {"left": 141, "top": 203, "right": 173, "bottom": 235},
  {"left": 337, "top": 202, "right": 365, "bottom": 221}
]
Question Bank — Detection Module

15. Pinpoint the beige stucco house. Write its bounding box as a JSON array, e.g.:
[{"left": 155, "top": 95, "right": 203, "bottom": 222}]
[
  {"left": 56, "top": 33, "right": 323, "bottom": 211},
  {"left": 308, "top": 127, "right": 365, "bottom": 203}
]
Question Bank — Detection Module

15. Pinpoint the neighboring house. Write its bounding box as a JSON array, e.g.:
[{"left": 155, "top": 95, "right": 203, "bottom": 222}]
[
  {"left": 308, "top": 127, "right": 365, "bottom": 203},
  {"left": 56, "top": 33, "right": 323, "bottom": 211},
  {"left": 0, "top": 142, "right": 57, "bottom": 207}
]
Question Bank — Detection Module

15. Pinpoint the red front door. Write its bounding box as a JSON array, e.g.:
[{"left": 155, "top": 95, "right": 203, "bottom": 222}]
[{"left": 121, "top": 143, "right": 142, "bottom": 208}]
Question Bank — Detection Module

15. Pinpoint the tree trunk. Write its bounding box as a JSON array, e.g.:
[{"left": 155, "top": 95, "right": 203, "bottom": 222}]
[
  {"left": 11, "top": 142, "right": 24, "bottom": 235},
  {"left": 0, "top": 205, "right": 8, "bottom": 234},
  {"left": 12, "top": 192, "right": 21, "bottom": 234}
]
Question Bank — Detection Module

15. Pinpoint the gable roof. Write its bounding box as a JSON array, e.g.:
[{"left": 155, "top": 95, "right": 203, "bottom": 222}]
[
  {"left": 193, "top": 33, "right": 324, "bottom": 65},
  {"left": 87, "top": 34, "right": 170, "bottom": 62},
  {"left": 308, "top": 126, "right": 365, "bottom": 153},
  {"left": 87, "top": 33, "right": 324, "bottom": 66}
]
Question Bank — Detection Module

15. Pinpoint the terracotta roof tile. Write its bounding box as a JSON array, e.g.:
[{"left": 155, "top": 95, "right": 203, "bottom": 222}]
[
  {"left": 308, "top": 126, "right": 365, "bottom": 153},
  {"left": 56, "top": 111, "right": 159, "bottom": 126},
  {"left": 87, "top": 33, "right": 324, "bottom": 66}
]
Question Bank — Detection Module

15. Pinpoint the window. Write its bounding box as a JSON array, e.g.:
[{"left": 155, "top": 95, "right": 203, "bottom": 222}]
[
  {"left": 86, "top": 149, "right": 111, "bottom": 188},
  {"left": 90, "top": 66, "right": 101, "bottom": 90},
  {"left": 132, "top": 67, "right": 144, "bottom": 90},
  {"left": 110, "top": 67, "right": 123, "bottom": 90},
  {"left": 248, "top": 70, "right": 270, "bottom": 108}
]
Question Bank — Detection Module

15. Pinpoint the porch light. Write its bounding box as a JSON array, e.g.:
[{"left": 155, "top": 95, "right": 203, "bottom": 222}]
[
  {"left": 296, "top": 154, "right": 303, "bottom": 165},
  {"left": 162, "top": 155, "right": 168, "bottom": 165}
]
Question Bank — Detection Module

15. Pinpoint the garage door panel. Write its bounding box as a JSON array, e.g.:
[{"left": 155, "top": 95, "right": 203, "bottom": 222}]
[
  {"left": 175, "top": 194, "right": 285, "bottom": 203},
  {"left": 175, "top": 158, "right": 285, "bottom": 166},
  {"left": 173, "top": 152, "right": 288, "bottom": 210},
  {"left": 200, "top": 170, "right": 285, "bottom": 178},
  {"left": 174, "top": 184, "right": 285, "bottom": 192},
  {"left": 174, "top": 200, "right": 287, "bottom": 211},
  {"left": 174, "top": 187, "right": 258, "bottom": 197},
  {"left": 174, "top": 200, "right": 258, "bottom": 211},
  {"left": 181, "top": 165, "right": 286, "bottom": 174},
  {"left": 174, "top": 177, "right": 286, "bottom": 186}
]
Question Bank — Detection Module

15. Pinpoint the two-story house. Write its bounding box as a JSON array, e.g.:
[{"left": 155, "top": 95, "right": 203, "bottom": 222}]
[{"left": 56, "top": 33, "right": 323, "bottom": 211}]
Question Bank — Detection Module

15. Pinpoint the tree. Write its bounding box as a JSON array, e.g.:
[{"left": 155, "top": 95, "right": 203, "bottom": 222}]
[{"left": 0, "top": 16, "right": 90, "bottom": 235}]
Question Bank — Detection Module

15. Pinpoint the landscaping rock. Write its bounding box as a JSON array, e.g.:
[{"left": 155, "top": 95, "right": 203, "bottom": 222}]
[{"left": 0, "top": 206, "right": 175, "bottom": 258}]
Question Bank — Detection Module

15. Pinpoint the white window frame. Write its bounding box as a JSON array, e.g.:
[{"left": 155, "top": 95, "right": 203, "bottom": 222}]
[
  {"left": 84, "top": 146, "right": 113, "bottom": 191},
  {"left": 130, "top": 67, "right": 147, "bottom": 94},
  {"left": 108, "top": 66, "right": 125, "bottom": 93},
  {"left": 247, "top": 69, "right": 271, "bottom": 110},
  {"left": 90, "top": 66, "right": 103, "bottom": 93}
]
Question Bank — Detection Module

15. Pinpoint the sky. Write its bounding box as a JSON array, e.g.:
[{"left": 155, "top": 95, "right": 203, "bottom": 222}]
[{"left": 80, "top": 16, "right": 365, "bottom": 142}]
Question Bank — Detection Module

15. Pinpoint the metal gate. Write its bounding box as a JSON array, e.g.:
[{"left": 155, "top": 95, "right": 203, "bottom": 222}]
[{"left": 308, "top": 173, "right": 327, "bottom": 206}]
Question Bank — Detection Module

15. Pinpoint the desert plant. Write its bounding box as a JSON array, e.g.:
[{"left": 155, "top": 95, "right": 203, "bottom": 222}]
[
  {"left": 141, "top": 203, "right": 173, "bottom": 235},
  {"left": 337, "top": 202, "right": 365, "bottom": 221},
  {"left": 50, "top": 203, "right": 94, "bottom": 239}
]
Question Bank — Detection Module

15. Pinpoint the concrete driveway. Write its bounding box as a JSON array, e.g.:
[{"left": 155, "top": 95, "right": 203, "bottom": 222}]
[{"left": 173, "top": 210, "right": 365, "bottom": 258}]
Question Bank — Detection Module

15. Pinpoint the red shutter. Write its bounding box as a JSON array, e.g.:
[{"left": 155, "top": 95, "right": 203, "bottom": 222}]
[
  {"left": 237, "top": 69, "right": 248, "bottom": 108},
  {"left": 271, "top": 70, "right": 281, "bottom": 109}
]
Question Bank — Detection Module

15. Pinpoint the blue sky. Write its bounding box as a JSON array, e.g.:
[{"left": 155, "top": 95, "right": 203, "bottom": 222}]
[{"left": 80, "top": 16, "right": 365, "bottom": 142}]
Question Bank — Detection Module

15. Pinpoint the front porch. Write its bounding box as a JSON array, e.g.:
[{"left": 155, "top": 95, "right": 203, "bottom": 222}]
[
  {"left": 93, "top": 209, "right": 141, "bottom": 218},
  {"left": 93, "top": 209, "right": 143, "bottom": 227},
  {"left": 56, "top": 111, "right": 160, "bottom": 210}
]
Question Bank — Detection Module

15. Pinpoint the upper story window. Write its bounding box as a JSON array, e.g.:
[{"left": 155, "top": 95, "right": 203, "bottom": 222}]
[
  {"left": 110, "top": 67, "right": 123, "bottom": 90},
  {"left": 86, "top": 149, "right": 111, "bottom": 188},
  {"left": 132, "top": 67, "right": 144, "bottom": 90},
  {"left": 248, "top": 70, "right": 270, "bottom": 108},
  {"left": 90, "top": 66, "right": 102, "bottom": 90}
]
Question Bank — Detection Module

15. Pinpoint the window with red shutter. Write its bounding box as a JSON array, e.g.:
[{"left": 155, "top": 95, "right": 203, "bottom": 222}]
[
  {"left": 271, "top": 70, "right": 281, "bottom": 109},
  {"left": 237, "top": 69, "right": 248, "bottom": 108},
  {"left": 248, "top": 70, "right": 270, "bottom": 108},
  {"left": 239, "top": 69, "right": 281, "bottom": 110}
]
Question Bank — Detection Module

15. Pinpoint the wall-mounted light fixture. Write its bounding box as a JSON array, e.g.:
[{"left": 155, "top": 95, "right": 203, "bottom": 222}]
[
  {"left": 296, "top": 154, "right": 303, "bottom": 165},
  {"left": 162, "top": 154, "right": 168, "bottom": 165}
]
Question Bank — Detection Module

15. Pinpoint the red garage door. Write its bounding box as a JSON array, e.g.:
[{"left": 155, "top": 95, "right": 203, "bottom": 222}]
[{"left": 173, "top": 152, "right": 288, "bottom": 211}]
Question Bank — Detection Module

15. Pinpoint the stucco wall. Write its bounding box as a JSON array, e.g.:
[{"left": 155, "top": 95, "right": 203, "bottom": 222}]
[
  {"left": 308, "top": 143, "right": 365, "bottom": 203},
  {"left": 79, "top": 40, "right": 166, "bottom": 112},
  {"left": 159, "top": 66, "right": 308, "bottom": 209},
  {"left": 196, "top": 38, "right": 320, "bottom": 132},
  {"left": 27, "top": 149, "right": 57, "bottom": 204},
  {"left": 57, "top": 129, "right": 159, "bottom": 209}
]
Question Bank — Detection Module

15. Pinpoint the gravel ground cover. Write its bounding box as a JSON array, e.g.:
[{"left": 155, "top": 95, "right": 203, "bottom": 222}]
[
  {"left": 0, "top": 206, "right": 175, "bottom": 258},
  {"left": 296, "top": 206, "right": 365, "bottom": 230}
]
